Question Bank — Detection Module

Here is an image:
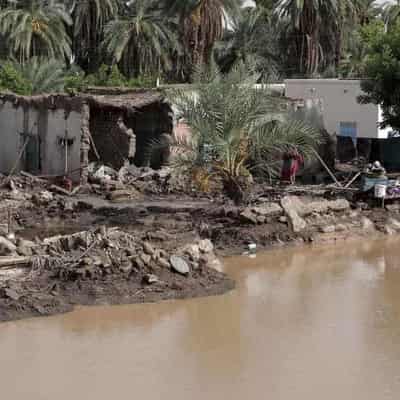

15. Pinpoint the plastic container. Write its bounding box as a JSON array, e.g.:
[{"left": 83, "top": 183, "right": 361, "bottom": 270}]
[
  {"left": 375, "top": 184, "right": 387, "bottom": 198},
  {"left": 248, "top": 243, "right": 257, "bottom": 252}
]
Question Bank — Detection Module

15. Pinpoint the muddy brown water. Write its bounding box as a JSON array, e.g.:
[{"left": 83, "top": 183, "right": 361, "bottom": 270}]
[{"left": 3, "top": 238, "right": 400, "bottom": 399}]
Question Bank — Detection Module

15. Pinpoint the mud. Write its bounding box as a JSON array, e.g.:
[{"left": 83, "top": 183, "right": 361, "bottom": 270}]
[{"left": 1, "top": 173, "right": 400, "bottom": 322}]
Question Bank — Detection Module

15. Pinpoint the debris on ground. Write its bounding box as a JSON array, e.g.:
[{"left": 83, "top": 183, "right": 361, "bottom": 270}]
[{"left": 0, "top": 227, "right": 233, "bottom": 322}]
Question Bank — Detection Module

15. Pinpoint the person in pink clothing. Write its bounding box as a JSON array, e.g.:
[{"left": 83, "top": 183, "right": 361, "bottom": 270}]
[{"left": 281, "top": 150, "right": 304, "bottom": 184}]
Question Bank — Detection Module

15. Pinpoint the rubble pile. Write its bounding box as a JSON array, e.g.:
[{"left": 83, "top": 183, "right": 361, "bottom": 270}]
[
  {"left": 0, "top": 226, "right": 232, "bottom": 321},
  {"left": 1, "top": 227, "right": 219, "bottom": 281},
  {"left": 88, "top": 163, "right": 190, "bottom": 198}
]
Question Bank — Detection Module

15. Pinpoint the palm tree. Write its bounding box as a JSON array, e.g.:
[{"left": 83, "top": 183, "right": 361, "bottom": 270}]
[
  {"left": 383, "top": 0, "right": 400, "bottom": 28},
  {"left": 275, "top": 0, "right": 357, "bottom": 76},
  {"left": 170, "top": 63, "right": 320, "bottom": 202},
  {"left": 68, "top": 0, "right": 119, "bottom": 72},
  {"left": 0, "top": 57, "right": 66, "bottom": 94},
  {"left": 356, "top": 0, "right": 382, "bottom": 26},
  {"left": 215, "top": 6, "right": 281, "bottom": 78},
  {"left": 0, "top": 0, "right": 72, "bottom": 63},
  {"left": 103, "top": 0, "right": 178, "bottom": 77},
  {"left": 15, "top": 56, "right": 66, "bottom": 94},
  {"left": 164, "top": 0, "right": 242, "bottom": 76}
]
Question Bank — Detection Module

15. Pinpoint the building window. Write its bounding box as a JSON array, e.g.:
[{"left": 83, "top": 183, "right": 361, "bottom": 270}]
[{"left": 339, "top": 122, "right": 357, "bottom": 138}]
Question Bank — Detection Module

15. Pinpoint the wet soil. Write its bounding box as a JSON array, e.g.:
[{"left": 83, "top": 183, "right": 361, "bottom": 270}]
[{"left": 1, "top": 182, "right": 400, "bottom": 322}]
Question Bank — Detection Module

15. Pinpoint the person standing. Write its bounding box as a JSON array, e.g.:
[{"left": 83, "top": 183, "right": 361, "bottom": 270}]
[{"left": 281, "top": 150, "right": 304, "bottom": 184}]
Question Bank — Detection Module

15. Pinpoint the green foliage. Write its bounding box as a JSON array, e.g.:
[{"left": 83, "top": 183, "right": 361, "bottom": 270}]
[
  {"left": 84, "top": 64, "right": 156, "bottom": 88},
  {"left": 170, "top": 63, "right": 320, "bottom": 202},
  {"left": 103, "top": 0, "right": 179, "bottom": 78},
  {"left": 86, "top": 64, "right": 127, "bottom": 87},
  {"left": 215, "top": 6, "right": 280, "bottom": 79},
  {"left": 68, "top": 0, "right": 119, "bottom": 72},
  {"left": 0, "top": 61, "right": 30, "bottom": 94},
  {"left": 0, "top": 0, "right": 72, "bottom": 62},
  {"left": 64, "top": 70, "right": 87, "bottom": 95},
  {"left": 0, "top": 57, "right": 67, "bottom": 94},
  {"left": 358, "top": 21, "right": 400, "bottom": 131},
  {"left": 0, "top": 0, "right": 395, "bottom": 86},
  {"left": 16, "top": 57, "right": 66, "bottom": 94}
]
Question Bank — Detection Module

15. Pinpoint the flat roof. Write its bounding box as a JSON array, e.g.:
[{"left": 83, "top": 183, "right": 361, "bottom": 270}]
[{"left": 285, "top": 79, "right": 360, "bottom": 85}]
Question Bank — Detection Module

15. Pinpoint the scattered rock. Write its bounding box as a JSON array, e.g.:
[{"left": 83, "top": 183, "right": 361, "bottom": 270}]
[
  {"left": 361, "top": 217, "right": 375, "bottom": 231},
  {"left": 17, "top": 245, "right": 32, "bottom": 257},
  {"left": 305, "top": 200, "right": 329, "bottom": 214},
  {"left": 4, "top": 288, "right": 21, "bottom": 301},
  {"left": 6, "top": 189, "right": 26, "bottom": 201},
  {"left": 328, "top": 199, "right": 350, "bottom": 212},
  {"left": 279, "top": 216, "right": 287, "bottom": 223},
  {"left": 62, "top": 200, "right": 75, "bottom": 212},
  {"left": 158, "top": 258, "right": 170, "bottom": 269},
  {"left": 183, "top": 244, "right": 200, "bottom": 261},
  {"left": 384, "top": 225, "right": 396, "bottom": 235},
  {"left": 257, "top": 215, "right": 266, "bottom": 224},
  {"left": 198, "top": 239, "right": 214, "bottom": 254},
  {"left": 143, "top": 242, "right": 155, "bottom": 256},
  {"left": 349, "top": 211, "right": 359, "bottom": 218},
  {"left": 134, "top": 256, "right": 145, "bottom": 269},
  {"left": 170, "top": 255, "right": 190, "bottom": 275},
  {"left": 387, "top": 218, "right": 400, "bottom": 231},
  {"left": 32, "top": 190, "right": 53, "bottom": 205},
  {"left": 16, "top": 238, "right": 36, "bottom": 256},
  {"left": 281, "top": 196, "right": 304, "bottom": 215},
  {"left": 252, "top": 203, "right": 282, "bottom": 217},
  {"left": 107, "top": 189, "right": 133, "bottom": 202},
  {"left": 147, "top": 230, "right": 172, "bottom": 241},
  {"left": 288, "top": 211, "right": 307, "bottom": 233},
  {"left": 320, "top": 225, "right": 335, "bottom": 234},
  {"left": 142, "top": 273, "right": 160, "bottom": 285},
  {"left": 119, "top": 261, "right": 132, "bottom": 274},
  {"left": 0, "top": 236, "right": 17, "bottom": 255},
  {"left": 335, "top": 224, "right": 348, "bottom": 232},
  {"left": 240, "top": 208, "right": 258, "bottom": 224},
  {"left": 140, "top": 253, "right": 151, "bottom": 266},
  {"left": 281, "top": 197, "right": 306, "bottom": 233}
]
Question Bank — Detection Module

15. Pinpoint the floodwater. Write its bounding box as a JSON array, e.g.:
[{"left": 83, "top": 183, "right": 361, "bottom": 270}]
[{"left": 2, "top": 239, "right": 400, "bottom": 400}]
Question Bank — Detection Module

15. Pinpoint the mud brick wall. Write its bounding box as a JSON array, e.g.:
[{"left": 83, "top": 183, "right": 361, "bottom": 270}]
[
  {"left": 90, "top": 103, "right": 173, "bottom": 169},
  {"left": 89, "top": 105, "right": 128, "bottom": 169}
]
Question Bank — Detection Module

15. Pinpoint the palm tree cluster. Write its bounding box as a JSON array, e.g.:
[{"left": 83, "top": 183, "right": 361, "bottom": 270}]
[
  {"left": 0, "top": 0, "right": 398, "bottom": 86},
  {"left": 170, "top": 63, "right": 320, "bottom": 202}
]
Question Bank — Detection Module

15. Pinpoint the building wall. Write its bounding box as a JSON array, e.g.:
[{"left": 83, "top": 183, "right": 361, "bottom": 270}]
[
  {"left": 43, "top": 109, "right": 82, "bottom": 182},
  {"left": 285, "top": 79, "right": 385, "bottom": 139},
  {"left": 0, "top": 101, "right": 82, "bottom": 181},
  {"left": 0, "top": 101, "right": 24, "bottom": 174}
]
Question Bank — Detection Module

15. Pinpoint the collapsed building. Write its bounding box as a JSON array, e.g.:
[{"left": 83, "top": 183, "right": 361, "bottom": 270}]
[{"left": 0, "top": 88, "right": 173, "bottom": 183}]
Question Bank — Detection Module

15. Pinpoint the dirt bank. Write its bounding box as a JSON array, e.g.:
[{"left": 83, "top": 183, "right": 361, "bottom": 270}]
[
  {"left": 1, "top": 172, "right": 400, "bottom": 322},
  {"left": 0, "top": 226, "right": 234, "bottom": 322}
]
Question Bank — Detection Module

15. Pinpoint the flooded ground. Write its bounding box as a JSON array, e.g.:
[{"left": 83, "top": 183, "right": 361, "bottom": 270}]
[{"left": 2, "top": 238, "right": 400, "bottom": 399}]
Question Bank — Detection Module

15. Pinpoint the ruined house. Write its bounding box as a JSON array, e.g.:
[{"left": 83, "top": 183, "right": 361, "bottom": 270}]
[{"left": 0, "top": 88, "right": 173, "bottom": 183}]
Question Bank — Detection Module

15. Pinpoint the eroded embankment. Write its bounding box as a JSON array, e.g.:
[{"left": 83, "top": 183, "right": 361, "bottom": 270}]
[{"left": 1, "top": 180, "right": 400, "bottom": 322}]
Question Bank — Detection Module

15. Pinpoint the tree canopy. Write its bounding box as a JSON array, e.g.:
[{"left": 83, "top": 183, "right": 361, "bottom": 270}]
[
  {"left": 359, "top": 21, "right": 400, "bottom": 131},
  {"left": 0, "top": 0, "right": 397, "bottom": 88}
]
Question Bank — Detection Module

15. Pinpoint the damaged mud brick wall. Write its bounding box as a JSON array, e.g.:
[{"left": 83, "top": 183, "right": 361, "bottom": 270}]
[
  {"left": 89, "top": 105, "right": 129, "bottom": 169},
  {"left": 0, "top": 94, "right": 83, "bottom": 182},
  {"left": 0, "top": 89, "right": 174, "bottom": 182},
  {"left": 80, "top": 103, "right": 90, "bottom": 185},
  {"left": 126, "top": 103, "right": 173, "bottom": 168},
  {"left": 89, "top": 102, "right": 173, "bottom": 169}
]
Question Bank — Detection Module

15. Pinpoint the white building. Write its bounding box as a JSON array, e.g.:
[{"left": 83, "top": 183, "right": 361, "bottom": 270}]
[{"left": 285, "top": 79, "right": 389, "bottom": 140}]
